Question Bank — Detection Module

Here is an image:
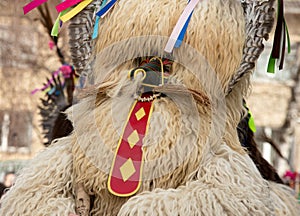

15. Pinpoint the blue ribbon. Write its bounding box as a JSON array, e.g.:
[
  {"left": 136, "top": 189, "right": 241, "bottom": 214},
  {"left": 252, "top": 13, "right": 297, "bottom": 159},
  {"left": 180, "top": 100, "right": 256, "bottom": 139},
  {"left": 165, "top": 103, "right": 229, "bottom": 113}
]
[
  {"left": 92, "top": 15, "right": 101, "bottom": 39},
  {"left": 96, "top": 0, "right": 117, "bottom": 17},
  {"left": 48, "top": 87, "right": 56, "bottom": 95},
  {"left": 92, "top": 0, "right": 109, "bottom": 39},
  {"left": 174, "top": 12, "right": 193, "bottom": 48}
]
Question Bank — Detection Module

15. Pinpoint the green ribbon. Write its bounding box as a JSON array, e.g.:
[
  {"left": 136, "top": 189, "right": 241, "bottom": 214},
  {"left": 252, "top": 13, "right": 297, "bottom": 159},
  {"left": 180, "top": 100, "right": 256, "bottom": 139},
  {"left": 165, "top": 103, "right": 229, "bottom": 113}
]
[
  {"left": 267, "top": 57, "right": 276, "bottom": 74},
  {"left": 285, "top": 19, "right": 291, "bottom": 54},
  {"left": 248, "top": 110, "right": 256, "bottom": 133},
  {"left": 267, "top": 0, "right": 291, "bottom": 73},
  {"left": 51, "top": 8, "right": 71, "bottom": 37},
  {"left": 243, "top": 101, "right": 256, "bottom": 133}
]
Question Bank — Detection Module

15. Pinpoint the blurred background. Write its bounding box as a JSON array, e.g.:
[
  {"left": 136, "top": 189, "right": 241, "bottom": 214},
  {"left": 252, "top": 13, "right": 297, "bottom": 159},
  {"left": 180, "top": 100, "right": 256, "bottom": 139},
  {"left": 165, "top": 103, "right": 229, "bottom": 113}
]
[
  {"left": 0, "top": 0, "right": 299, "bottom": 200},
  {"left": 0, "top": 0, "right": 70, "bottom": 183}
]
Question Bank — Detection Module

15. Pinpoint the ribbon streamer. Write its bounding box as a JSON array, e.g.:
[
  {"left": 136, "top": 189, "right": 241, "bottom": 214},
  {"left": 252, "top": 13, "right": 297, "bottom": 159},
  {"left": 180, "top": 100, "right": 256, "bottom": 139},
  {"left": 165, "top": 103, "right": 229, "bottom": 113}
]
[
  {"left": 60, "top": 0, "right": 93, "bottom": 22},
  {"left": 31, "top": 65, "right": 75, "bottom": 95},
  {"left": 164, "top": 0, "right": 200, "bottom": 53},
  {"left": 92, "top": 0, "right": 108, "bottom": 39},
  {"left": 248, "top": 111, "right": 256, "bottom": 133},
  {"left": 92, "top": 16, "right": 101, "bottom": 39},
  {"left": 56, "top": 0, "right": 83, "bottom": 12},
  {"left": 174, "top": 13, "right": 193, "bottom": 48},
  {"left": 47, "top": 86, "right": 56, "bottom": 95},
  {"left": 267, "top": 0, "right": 291, "bottom": 73},
  {"left": 31, "top": 70, "right": 60, "bottom": 95},
  {"left": 175, "top": 0, "right": 193, "bottom": 48},
  {"left": 51, "top": 8, "right": 71, "bottom": 36},
  {"left": 96, "top": 0, "right": 117, "bottom": 17},
  {"left": 42, "top": 87, "right": 51, "bottom": 94},
  {"left": 272, "top": 0, "right": 284, "bottom": 59},
  {"left": 23, "top": 0, "right": 48, "bottom": 14},
  {"left": 31, "top": 88, "right": 40, "bottom": 95}
]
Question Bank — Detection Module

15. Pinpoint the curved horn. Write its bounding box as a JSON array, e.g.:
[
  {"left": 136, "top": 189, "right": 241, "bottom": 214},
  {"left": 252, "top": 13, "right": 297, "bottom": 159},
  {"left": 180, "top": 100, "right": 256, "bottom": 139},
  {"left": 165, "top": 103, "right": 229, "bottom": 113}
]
[
  {"left": 68, "top": 1, "right": 103, "bottom": 78},
  {"left": 226, "top": 0, "right": 275, "bottom": 95}
]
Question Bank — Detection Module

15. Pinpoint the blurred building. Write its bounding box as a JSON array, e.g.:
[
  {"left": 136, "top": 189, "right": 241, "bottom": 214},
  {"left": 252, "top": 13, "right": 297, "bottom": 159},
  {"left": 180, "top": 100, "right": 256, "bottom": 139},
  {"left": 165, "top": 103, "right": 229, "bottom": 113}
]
[{"left": 0, "top": 0, "right": 65, "bottom": 174}]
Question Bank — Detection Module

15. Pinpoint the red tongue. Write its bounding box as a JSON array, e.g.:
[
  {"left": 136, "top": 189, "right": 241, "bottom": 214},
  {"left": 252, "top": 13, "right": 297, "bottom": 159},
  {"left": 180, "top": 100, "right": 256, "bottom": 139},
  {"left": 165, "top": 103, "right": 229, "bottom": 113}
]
[{"left": 108, "top": 98, "right": 154, "bottom": 197}]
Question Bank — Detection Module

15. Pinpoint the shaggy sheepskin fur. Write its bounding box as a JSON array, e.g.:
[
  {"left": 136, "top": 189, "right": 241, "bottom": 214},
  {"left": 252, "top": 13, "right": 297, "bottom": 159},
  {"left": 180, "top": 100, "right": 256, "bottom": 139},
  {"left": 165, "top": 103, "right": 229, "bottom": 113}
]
[{"left": 1, "top": 0, "right": 299, "bottom": 215}]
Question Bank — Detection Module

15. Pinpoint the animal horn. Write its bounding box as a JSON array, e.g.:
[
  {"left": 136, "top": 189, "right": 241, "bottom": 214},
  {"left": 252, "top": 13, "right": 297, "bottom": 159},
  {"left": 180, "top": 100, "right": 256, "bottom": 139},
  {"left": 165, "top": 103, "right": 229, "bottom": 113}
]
[
  {"left": 68, "top": 1, "right": 103, "bottom": 78},
  {"left": 226, "top": 0, "right": 275, "bottom": 95}
]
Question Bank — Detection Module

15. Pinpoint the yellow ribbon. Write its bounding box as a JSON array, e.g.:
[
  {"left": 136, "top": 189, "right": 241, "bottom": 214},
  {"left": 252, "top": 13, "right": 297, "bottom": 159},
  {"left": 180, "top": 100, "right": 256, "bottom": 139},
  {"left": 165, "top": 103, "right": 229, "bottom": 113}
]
[
  {"left": 60, "top": 0, "right": 93, "bottom": 22},
  {"left": 42, "top": 87, "right": 51, "bottom": 94}
]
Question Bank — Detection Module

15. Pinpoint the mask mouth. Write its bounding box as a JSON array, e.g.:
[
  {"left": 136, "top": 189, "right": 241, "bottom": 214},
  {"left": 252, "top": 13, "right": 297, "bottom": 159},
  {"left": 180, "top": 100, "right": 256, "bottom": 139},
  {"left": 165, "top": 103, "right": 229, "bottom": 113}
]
[{"left": 128, "top": 57, "right": 173, "bottom": 101}]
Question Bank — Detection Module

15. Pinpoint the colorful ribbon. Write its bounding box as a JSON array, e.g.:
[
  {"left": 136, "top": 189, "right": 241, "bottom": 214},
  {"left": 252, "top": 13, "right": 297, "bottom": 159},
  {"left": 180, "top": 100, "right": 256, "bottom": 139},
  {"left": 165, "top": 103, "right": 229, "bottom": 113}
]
[
  {"left": 267, "top": 0, "right": 291, "bottom": 73},
  {"left": 92, "top": 0, "right": 108, "bottom": 39},
  {"left": 23, "top": 0, "right": 48, "bottom": 15},
  {"left": 60, "top": 0, "right": 93, "bottom": 22},
  {"left": 92, "top": 16, "right": 101, "bottom": 39},
  {"left": 56, "top": 0, "right": 83, "bottom": 12},
  {"left": 175, "top": 12, "right": 193, "bottom": 48},
  {"left": 31, "top": 65, "right": 75, "bottom": 95},
  {"left": 248, "top": 110, "right": 256, "bottom": 133},
  {"left": 51, "top": 8, "right": 71, "bottom": 37},
  {"left": 95, "top": 0, "right": 117, "bottom": 17},
  {"left": 47, "top": 86, "right": 57, "bottom": 95},
  {"left": 165, "top": 0, "right": 200, "bottom": 53},
  {"left": 31, "top": 74, "right": 59, "bottom": 95},
  {"left": 174, "top": 0, "right": 193, "bottom": 48}
]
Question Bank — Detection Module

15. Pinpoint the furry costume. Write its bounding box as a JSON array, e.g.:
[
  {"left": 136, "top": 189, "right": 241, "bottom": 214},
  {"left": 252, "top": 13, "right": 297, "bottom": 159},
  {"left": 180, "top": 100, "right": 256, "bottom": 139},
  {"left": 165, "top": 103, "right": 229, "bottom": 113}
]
[{"left": 1, "top": 0, "right": 299, "bottom": 215}]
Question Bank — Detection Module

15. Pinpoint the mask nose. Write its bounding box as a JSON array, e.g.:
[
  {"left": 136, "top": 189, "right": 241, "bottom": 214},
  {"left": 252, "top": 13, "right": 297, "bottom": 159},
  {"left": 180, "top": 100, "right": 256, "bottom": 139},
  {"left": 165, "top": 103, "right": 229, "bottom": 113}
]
[{"left": 128, "top": 57, "right": 171, "bottom": 94}]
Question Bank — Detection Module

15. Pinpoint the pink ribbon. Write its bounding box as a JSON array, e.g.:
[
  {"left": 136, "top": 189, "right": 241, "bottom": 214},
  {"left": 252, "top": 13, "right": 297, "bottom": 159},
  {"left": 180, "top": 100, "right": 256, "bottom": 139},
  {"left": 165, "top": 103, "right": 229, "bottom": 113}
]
[
  {"left": 23, "top": 0, "right": 48, "bottom": 15},
  {"left": 48, "top": 40, "right": 55, "bottom": 50},
  {"left": 60, "top": 65, "right": 73, "bottom": 78},
  {"left": 284, "top": 171, "right": 298, "bottom": 180},
  {"left": 30, "top": 88, "right": 40, "bottom": 95},
  {"left": 164, "top": 0, "right": 200, "bottom": 53},
  {"left": 31, "top": 70, "right": 60, "bottom": 95},
  {"left": 56, "top": 0, "right": 83, "bottom": 12}
]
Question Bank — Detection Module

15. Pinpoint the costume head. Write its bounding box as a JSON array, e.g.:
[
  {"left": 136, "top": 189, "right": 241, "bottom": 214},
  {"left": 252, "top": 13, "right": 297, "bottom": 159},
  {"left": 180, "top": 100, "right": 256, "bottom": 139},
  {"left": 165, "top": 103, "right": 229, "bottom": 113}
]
[{"left": 1, "top": 0, "right": 299, "bottom": 215}]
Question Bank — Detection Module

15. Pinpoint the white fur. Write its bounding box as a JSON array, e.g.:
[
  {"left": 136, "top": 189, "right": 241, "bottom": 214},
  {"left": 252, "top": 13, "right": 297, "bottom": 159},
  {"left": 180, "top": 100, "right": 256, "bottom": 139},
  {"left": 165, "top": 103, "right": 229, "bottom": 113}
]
[{"left": 1, "top": 0, "right": 299, "bottom": 215}]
